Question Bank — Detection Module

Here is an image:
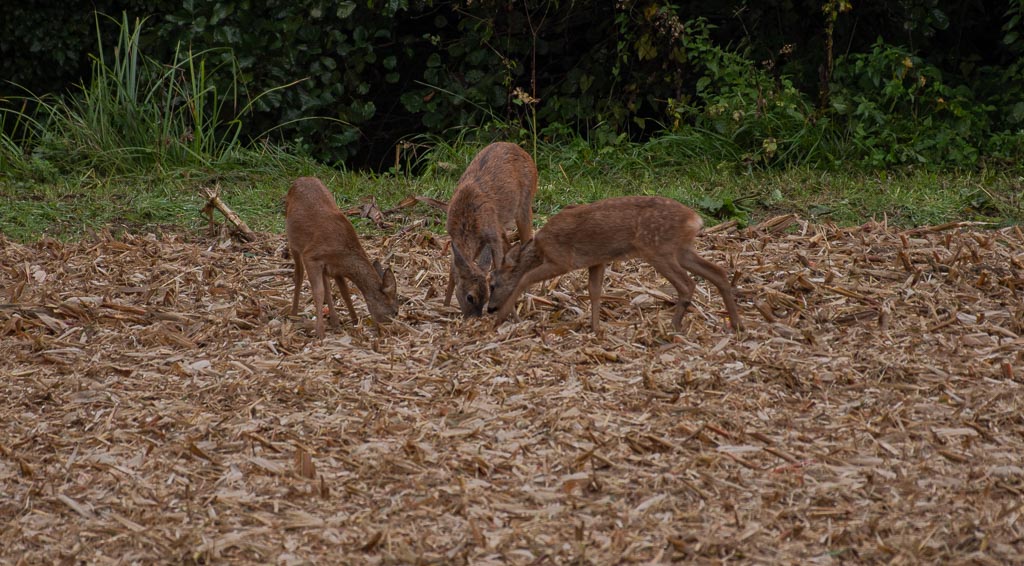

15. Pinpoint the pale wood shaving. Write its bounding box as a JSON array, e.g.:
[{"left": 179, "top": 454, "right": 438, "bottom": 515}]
[{"left": 1, "top": 218, "right": 1023, "bottom": 563}]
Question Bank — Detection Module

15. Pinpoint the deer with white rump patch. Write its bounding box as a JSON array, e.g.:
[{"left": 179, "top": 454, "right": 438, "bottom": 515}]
[
  {"left": 285, "top": 177, "right": 398, "bottom": 339},
  {"left": 486, "top": 196, "right": 742, "bottom": 333},
  {"left": 444, "top": 142, "right": 538, "bottom": 316}
]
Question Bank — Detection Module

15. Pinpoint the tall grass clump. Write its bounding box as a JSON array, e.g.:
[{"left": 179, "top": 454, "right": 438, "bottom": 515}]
[
  {"left": 0, "top": 13, "right": 287, "bottom": 179},
  {"left": 0, "top": 101, "right": 40, "bottom": 179}
]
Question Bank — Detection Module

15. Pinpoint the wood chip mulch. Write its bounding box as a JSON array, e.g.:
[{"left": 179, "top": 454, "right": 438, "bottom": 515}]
[{"left": 2, "top": 216, "right": 1023, "bottom": 564}]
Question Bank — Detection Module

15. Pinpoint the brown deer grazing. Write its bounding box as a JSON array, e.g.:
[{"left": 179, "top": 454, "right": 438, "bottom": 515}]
[
  {"left": 445, "top": 142, "right": 538, "bottom": 316},
  {"left": 487, "top": 196, "right": 742, "bottom": 334},
  {"left": 285, "top": 177, "right": 398, "bottom": 339}
]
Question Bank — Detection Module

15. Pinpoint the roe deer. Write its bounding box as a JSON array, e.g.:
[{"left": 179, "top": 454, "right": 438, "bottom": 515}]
[
  {"left": 445, "top": 141, "right": 538, "bottom": 316},
  {"left": 285, "top": 177, "right": 398, "bottom": 339},
  {"left": 486, "top": 196, "right": 742, "bottom": 334}
]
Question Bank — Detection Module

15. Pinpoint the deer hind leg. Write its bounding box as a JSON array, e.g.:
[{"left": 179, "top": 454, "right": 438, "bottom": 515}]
[
  {"left": 306, "top": 262, "right": 328, "bottom": 339},
  {"left": 677, "top": 248, "right": 743, "bottom": 332},
  {"left": 649, "top": 257, "right": 697, "bottom": 330},
  {"left": 587, "top": 263, "right": 607, "bottom": 334},
  {"left": 291, "top": 251, "right": 304, "bottom": 316},
  {"left": 321, "top": 271, "right": 341, "bottom": 329},
  {"left": 334, "top": 276, "right": 359, "bottom": 325}
]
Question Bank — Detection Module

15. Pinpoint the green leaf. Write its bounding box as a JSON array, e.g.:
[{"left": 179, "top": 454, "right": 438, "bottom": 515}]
[
  {"left": 636, "top": 34, "right": 656, "bottom": 61},
  {"left": 336, "top": 2, "right": 356, "bottom": 18},
  {"left": 400, "top": 91, "right": 423, "bottom": 112},
  {"left": 579, "top": 74, "right": 593, "bottom": 93}
]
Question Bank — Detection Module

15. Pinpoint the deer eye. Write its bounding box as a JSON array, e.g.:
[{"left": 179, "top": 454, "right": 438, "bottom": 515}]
[{"left": 466, "top": 293, "right": 476, "bottom": 306}]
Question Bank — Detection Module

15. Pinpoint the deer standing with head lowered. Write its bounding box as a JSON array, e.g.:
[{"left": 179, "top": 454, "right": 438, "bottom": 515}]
[
  {"left": 285, "top": 177, "right": 398, "bottom": 339},
  {"left": 487, "top": 196, "right": 742, "bottom": 334},
  {"left": 445, "top": 142, "right": 538, "bottom": 316}
]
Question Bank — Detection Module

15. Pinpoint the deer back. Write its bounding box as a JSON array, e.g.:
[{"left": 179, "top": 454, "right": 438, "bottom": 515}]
[
  {"left": 285, "top": 177, "right": 398, "bottom": 324},
  {"left": 532, "top": 196, "right": 703, "bottom": 269},
  {"left": 286, "top": 177, "right": 353, "bottom": 255},
  {"left": 486, "top": 196, "right": 705, "bottom": 314},
  {"left": 446, "top": 142, "right": 538, "bottom": 315}
]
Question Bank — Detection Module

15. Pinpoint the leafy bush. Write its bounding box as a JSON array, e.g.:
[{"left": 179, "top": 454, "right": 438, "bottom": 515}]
[
  {"left": 2, "top": 1, "right": 1023, "bottom": 170},
  {"left": 830, "top": 39, "right": 991, "bottom": 167},
  {"left": 670, "top": 18, "right": 819, "bottom": 166}
]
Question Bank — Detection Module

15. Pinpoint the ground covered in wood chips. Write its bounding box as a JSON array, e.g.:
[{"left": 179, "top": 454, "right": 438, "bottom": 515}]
[{"left": 2, "top": 216, "right": 1024, "bottom": 565}]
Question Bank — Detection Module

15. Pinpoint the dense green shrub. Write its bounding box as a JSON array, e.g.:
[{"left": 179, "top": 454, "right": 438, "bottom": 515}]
[
  {"left": 829, "top": 40, "right": 991, "bottom": 167},
  {"left": 3, "top": 0, "right": 1023, "bottom": 169}
]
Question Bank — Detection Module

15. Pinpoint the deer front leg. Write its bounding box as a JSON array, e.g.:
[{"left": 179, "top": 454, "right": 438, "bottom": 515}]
[
  {"left": 515, "top": 215, "right": 534, "bottom": 243},
  {"left": 493, "top": 261, "right": 568, "bottom": 328},
  {"left": 587, "top": 263, "right": 607, "bottom": 334},
  {"left": 290, "top": 251, "right": 304, "bottom": 316},
  {"left": 334, "top": 276, "right": 359, "bottom": 325},
  {"left": 443, "top": 256, "right": 457, "bottom": 307}
]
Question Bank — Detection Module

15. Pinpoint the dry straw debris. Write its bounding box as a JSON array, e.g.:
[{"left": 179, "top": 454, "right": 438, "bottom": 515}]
[{"left": 2, "top": 215, "right": 1023, "bottom": 564}]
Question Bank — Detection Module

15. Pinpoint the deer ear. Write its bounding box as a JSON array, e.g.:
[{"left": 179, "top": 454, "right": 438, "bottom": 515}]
[
  {"left": 380, "top": 266, "right": 396, "bottom": 294},
  {"left": 451, "top": 243, "right": 470, "bottom": 272},
  {"left": 475, "top": 245, "right": 504, "bottom": 273},
  {"left": 372, "top": 259, "right": 384, "bottom": 275},
  {"left": 504, "top": 241, "right": 522, "bottom": 266}
]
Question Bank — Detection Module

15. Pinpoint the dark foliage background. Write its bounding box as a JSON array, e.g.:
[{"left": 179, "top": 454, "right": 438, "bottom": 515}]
[{"left": 2, "top": 0, "right": 1022, "bottom": 169}]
